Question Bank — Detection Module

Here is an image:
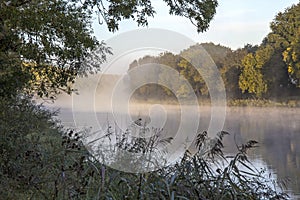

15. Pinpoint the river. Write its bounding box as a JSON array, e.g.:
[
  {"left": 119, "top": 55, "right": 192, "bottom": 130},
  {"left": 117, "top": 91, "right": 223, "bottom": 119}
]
[{"left": 56, "top": 105, "right": 300, "bottom": 198}]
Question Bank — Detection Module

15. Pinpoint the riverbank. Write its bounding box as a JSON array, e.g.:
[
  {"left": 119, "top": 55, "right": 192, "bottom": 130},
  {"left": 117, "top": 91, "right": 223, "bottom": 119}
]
[
  {"left": 131, "top": 98, "right": 300, "bottom": 108},
  {"left": 227, "top": 99, "right": 300, "bottom": 107}
]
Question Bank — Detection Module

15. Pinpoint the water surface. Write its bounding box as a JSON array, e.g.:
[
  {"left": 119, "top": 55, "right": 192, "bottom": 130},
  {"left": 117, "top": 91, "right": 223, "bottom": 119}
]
[{"left": 57, "top": 105, "right": 300, "bottom": 198}]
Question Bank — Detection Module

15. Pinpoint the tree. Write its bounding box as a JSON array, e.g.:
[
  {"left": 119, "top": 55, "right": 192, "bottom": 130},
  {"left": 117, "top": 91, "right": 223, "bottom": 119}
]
[
  {"left": 237, "top": 2, "right": 300, "bottom": 98},
  {"left": 180, "top": 43, "right": 231, "bottom": 97},
  {"left": 282, "top": 31, "right": 300, "bottom": 86},
  {"left": 267, "top": 2, "right": 300, "bottom": 87},
  {"left": 221, "top": 45, "right": 257, "bottom": 99},
  {"left": 201, "top": 43, "right": 231, "bottom": 68},
  {"left": 87, "top": 0, "right": 218, "bottom": 33},
  {"left": 239, "top": 52, "right": 267, "bottom": 98},
  {"left": 158, "top": 52, "right": 187, "bottom": 98},
  {"left": 0, "top": 0, "right": 101, "bottom": 99},
  {"left": 177, "top": 57, "right": 207, "bottom": 97},
  {"left": 128, "top": 55, "right": 163, "bottom": 100},
  {"left": 262, "top": 46, "right": 290, "bottom": 97},
  {"left": 127, "top": 43, "right": 232, "bottom": 100}
]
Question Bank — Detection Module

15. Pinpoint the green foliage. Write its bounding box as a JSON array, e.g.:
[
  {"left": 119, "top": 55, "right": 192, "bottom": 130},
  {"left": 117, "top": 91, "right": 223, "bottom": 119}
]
[
  {"left": 0, "top": 0, "right": 101, "bottom": 99},
  {"left": 283, "top": 34, "right": 300, "bottom": 86},
  {"left": 128, "top": 43, "right": 231, "bottom": 100},
  {"left": 201, "top": 42, "right": 232, "bottom": 67},
  {"left": 127, "top": 34, "right": 300, "bottom": 102},
  {"left": 163, "top": 0, "right": 218, "bottom": 33},
  {"left": 262, "top": 48, "right": 290, "bottom": 97},
  {"left": 127, "top": 37, "right": 296, "bottom": 101},
  {"left": 0, "top": 96, "right": 97, "bottom": 199},
  {"left": 236, "top": 2, "right": 300, "bottom": 97},
  {"left": 221, "top": 45, "right": 257, "bottom": 99},
  {"left": 82, "top": 0, "right": 218, "bottom": 33},
  {"left": 128, "top": 55, "right": 166, "bottom": 100},
  {"left": 267, "top": 2, "right": 300, "bottom": 87},
  {"left": 0, "top": 52, "right": 28, "bottom": 98}
]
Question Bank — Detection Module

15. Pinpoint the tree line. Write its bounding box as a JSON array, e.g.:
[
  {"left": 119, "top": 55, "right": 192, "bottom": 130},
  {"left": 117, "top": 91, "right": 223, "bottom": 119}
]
[{"left": 128, "top": 3, "right": 300, "bottom": 101}]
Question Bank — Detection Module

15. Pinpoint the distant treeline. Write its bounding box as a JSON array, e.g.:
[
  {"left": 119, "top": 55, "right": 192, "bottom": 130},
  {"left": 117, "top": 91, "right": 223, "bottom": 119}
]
[{"left": 127, "top": 3, "right": 300, "bottom": 101}]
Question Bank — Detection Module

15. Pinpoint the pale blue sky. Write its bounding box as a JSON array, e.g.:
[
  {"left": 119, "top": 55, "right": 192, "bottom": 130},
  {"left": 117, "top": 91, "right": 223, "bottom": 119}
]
[{"left": 92, "top": 0, "right": 299, "bottom": 50}]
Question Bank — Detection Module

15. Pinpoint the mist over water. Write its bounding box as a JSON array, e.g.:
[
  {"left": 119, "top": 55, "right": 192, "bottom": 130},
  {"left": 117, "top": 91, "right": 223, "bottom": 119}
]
[
  {"left": 49, "top": 73, "right": 300, "bottom": 196},
  {"left": 58, "top": 106, "right": 300, "bottom": 197}
]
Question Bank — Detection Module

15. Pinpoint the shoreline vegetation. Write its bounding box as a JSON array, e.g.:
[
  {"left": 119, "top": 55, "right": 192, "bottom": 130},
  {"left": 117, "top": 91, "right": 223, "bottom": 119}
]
[
  {"left": 52, "top": 98, "right": 300, "bottom": 115},
  {"left": 130, "top": 98, "right": 300, "bottom": 108},
  {"left": 227, "top": 99, "right": 300, "bottom": 107}
]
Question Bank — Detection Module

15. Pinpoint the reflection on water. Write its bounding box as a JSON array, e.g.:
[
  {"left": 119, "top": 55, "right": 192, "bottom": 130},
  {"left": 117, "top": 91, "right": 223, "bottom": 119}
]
[
  {"left": 57, "top": 106, "right": 300, "bottom": 198},
  {"left": 222, "top": 107, "right": 300, "bottom": 199}
]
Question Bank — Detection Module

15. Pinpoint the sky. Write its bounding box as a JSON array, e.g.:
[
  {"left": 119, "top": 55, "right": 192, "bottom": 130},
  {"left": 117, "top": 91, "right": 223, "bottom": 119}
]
[{"left": 92, "top": 0, "right": 299, "bottom": 50}]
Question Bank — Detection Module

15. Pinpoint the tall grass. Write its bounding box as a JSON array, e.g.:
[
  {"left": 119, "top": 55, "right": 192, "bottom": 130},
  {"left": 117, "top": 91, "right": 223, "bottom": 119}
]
[{"left": 75, "top": 125, "right": 289, "bottom": 199}]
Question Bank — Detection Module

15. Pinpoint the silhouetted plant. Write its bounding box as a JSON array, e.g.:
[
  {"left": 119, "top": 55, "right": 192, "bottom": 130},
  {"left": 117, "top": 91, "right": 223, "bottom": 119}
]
[
  {"left": 1, "top": 98, "right": 289, "bottom": 199},
  {"left": 80, "top": 126, "right": 289, "bottom": 199}
]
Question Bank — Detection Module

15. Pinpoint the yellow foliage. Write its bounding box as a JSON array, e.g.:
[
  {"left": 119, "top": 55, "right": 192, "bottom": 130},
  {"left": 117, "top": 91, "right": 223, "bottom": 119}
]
[
  {"left": 242, "top": 53, "right": 256, "bottom": 68},
  {"left": 292, "top": 51, "right": 298, "bottom": 61},
  {"left": 21, "top": 62, "right": 64, "bottom": 87},
  {"left": 282, "top": 50, "right": 289, "bottom": 62},
  {"left": 288, "top": 65, "right": 294, "bottom": 74}
]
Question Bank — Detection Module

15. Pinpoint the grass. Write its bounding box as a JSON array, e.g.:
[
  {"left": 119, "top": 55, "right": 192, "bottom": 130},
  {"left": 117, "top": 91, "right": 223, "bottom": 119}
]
[{"left": 77, "top": 125, "right": 290, "bottom": 199}]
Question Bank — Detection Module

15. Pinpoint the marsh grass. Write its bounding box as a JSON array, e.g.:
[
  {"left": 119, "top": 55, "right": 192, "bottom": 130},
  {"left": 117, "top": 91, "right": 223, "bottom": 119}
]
[
  {"left": 76, "top": 125, "right": 289, "bottom": 199},
  {"left": 84, "top": 120, "right": 173, "bottom": 173}
]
